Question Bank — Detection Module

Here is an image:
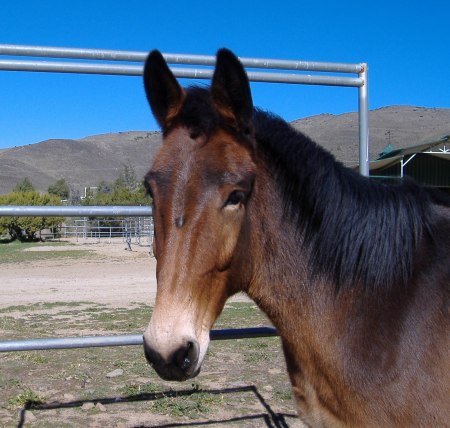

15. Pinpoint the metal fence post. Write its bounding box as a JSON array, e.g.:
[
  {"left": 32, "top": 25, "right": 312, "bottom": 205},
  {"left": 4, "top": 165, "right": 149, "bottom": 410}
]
[{"left": 358, "top": 63, "right": 369, "bottom": 176}]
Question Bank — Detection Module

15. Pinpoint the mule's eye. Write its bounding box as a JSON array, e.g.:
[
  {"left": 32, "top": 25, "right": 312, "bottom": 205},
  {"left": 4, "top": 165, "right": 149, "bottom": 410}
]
[{"left": 224, "top": 190, "right": 246, "bottom": 207}]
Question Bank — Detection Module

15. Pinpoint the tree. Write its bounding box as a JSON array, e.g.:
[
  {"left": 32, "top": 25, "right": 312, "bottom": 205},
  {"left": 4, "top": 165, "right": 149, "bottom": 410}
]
[
  {"left": 97, "top": 180, "right": 112, "bottom": 195},
  {"left": 13, "top": 177, "right": 35, "bottom": 192},
  {"left": 68, "top": 187, "right": 81, "bottom": 205},
  {"left": 114, "top": 162, "right": 139, "bottom": 192},
  {"left": 48, "top": 178, "right": 70, "bottom": 200},
  {"left": 0, "top": 191, "right": 63, "bottom": 242},
  {"left": 82, "top": 182, "right": 149, "bottom": 206},
  {"left": 81, "top": 163, "right": 150, "bottom": 206}
]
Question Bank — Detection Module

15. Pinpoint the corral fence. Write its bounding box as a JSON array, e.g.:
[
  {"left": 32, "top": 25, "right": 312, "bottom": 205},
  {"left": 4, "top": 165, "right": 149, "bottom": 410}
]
[
  {"left": 39, "top": 216, "right": 153, "bottom": 246},
  {"left": 62, "top": 216, "right": 153, "bottom": 248},
  {"left": 0, "top": 44, "right": 368, "bottom": 352}
]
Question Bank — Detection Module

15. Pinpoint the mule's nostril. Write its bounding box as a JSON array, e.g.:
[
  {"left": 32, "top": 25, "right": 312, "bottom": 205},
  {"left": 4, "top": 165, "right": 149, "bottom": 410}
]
[
  {"left": 175, "top": 340, "right": 199, "bottom": 373},
  {"left": 181, "top": 341, "right": 193, "bottom": 371}
]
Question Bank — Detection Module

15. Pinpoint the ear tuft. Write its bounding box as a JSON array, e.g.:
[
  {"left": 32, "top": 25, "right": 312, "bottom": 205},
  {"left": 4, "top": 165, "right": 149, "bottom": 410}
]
[
  {"left": 211, "top": 49, "right": 253, "bottom": 129},
  {"left": 143, "top": 50, "right": 185, "bottom": 129}
]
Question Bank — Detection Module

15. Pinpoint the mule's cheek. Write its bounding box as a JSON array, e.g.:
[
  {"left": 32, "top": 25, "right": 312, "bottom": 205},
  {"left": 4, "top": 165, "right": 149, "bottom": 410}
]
[{"left": 216, "top": 211, "right": 244, "bottom": 271}]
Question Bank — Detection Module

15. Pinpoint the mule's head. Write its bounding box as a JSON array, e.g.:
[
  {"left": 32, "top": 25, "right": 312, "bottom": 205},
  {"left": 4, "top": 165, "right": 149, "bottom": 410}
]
[{"left": 142, "top": 49, "right": 256, "bottom": 381}]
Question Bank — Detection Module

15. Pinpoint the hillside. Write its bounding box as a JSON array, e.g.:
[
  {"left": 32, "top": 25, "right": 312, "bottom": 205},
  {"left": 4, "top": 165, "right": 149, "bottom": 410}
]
[
  {"left": 0, "top": 131, "right": 161, "bottom": 195},
  {"left": 0, "top": 106, "right": 449, "bottom": 194},
  {"left": 292, "top": 106, "right": 450, "bottom": 165}
]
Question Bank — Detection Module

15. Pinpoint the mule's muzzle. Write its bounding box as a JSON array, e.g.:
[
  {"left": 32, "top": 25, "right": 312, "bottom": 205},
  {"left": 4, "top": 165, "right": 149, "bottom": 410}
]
[{"left": 143, "top": 338, "right": 200, "bottom": 381}]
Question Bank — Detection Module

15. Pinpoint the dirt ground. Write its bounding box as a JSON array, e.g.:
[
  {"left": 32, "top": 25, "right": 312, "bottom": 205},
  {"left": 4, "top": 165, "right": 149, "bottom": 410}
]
[
  {"left": 1, "top": 238, "right": 158, "bottom": 310},
  {"left": 0, "top": 238, "right": 302, "bottom": 427},
  {"left": 0, "top": 238, "right": 251, "bottom": 309}
]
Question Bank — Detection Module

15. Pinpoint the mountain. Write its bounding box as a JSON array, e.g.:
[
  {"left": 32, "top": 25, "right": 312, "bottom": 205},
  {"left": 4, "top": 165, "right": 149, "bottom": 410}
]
[
  {"left": 0, "top": 131, "right": 161, "bottom": 195},
  {"left": 292, "top": 106, "right": 450, "bottom": 166},
  {"left": 0, "top": 106, "right": 449, "bottom": 195}
]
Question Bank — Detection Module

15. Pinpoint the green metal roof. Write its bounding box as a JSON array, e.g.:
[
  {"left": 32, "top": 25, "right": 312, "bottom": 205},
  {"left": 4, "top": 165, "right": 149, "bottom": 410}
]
[
  {"left": 354, "top": 135, "right": 450, "bottom": 188},
  {"left": 376, "top": 135, "right": 450, "bottom": 160}
]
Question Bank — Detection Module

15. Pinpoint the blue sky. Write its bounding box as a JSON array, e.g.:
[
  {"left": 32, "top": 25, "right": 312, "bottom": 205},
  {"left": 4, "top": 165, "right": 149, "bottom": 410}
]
[{"left": 0, "top": 0, "right": 449, "bottom": 149}]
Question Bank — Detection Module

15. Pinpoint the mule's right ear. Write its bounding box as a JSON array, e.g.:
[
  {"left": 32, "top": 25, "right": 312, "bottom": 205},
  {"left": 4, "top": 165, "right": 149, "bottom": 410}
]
[{"left": 143, "top": 50, "right": 185, "bottom": 130}]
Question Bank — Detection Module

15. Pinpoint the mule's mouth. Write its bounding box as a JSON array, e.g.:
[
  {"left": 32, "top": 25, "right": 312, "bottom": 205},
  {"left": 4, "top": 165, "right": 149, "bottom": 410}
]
[
  {"left": 150, "top": 361, "right": 201, "bottom": 382},
  {"left": 143, "top": 337, "right": 201, "bottom": 381}
]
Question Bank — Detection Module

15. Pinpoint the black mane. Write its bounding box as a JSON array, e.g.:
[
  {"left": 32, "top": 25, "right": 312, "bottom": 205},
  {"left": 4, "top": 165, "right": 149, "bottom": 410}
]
[{"left": 253, "top": 109, "right": 437, "bottom": 292}]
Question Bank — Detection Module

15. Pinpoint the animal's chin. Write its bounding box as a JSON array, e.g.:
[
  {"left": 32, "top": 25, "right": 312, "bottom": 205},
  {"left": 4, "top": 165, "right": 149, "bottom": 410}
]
[{"left": 155, "top": 365, "right": 201, "bottom": 382}]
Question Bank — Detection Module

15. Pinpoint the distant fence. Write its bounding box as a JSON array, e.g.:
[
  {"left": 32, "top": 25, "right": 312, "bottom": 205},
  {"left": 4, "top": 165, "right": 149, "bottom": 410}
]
[
  {"left": 62, "top": 216, "right": 153, "bottom": 246},
  {"left": 36, "top": 216, "right": 153, "bottom": 244},
  {"left": 0, "top": 44, "right": 368, "bottom": 352}
]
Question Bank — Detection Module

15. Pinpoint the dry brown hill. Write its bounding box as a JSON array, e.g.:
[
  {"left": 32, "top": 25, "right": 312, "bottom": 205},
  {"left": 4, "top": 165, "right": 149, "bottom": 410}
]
[
  {"left": 293, "top": 106, "right": 450, "bottom": 166},
  {"left": 0, "top": 131, "right": 161, "bottom": 195},
  {"left": 0, "top": 106, "right": 449, "bottom": 194}
]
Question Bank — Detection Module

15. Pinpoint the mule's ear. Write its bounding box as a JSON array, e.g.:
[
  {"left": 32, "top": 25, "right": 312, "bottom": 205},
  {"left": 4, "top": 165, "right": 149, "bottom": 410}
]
[
  {"left": 211, "top": 49, "right": 253, "bottom": 130},
  {"left": 143, "top": 50, "right": 185, "bottom": 129}
]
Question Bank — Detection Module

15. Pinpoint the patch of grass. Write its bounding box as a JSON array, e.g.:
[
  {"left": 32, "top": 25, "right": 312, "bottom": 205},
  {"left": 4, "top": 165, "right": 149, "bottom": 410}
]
[
  {"left": 0, "top": 378, "right": 21, "bottom": 389},
  {"left": 274, "top": 389, "right": 293, "bottom": 402},
  {"left": 150, "top": 388, "right": 224, "bottom": 418},
  {"left": 17, "top": 352, "right": 48, "bottom": 364},
  {"left": 0, "top": 301, "right": 92, "bottom": 314},
  {"left": 1, "top": 249, "right": 94, "bottom": 264},
  {"left": 60, "top": 362, "right": 92, "bottom": 383},
  {"left": 68, "top": 305, "right": 151, "bottom": 333},
  {"left": 215, "top": 302, "right": 272, "bottom": 329},
  {"left": 0, "top": 240, "right": 93, "bottom": 264},
  {"left": 119, "top": 382, "right": 160, "bottom": 398},
  {"left": 244, "top": 338, "right": 272, "bottom": 363},
  {"left": 8, "top": 388, "right": 46, "bottom": 409}
]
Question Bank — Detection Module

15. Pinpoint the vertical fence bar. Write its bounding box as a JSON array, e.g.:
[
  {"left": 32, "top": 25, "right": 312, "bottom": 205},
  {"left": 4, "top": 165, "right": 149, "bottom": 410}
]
[{"left": 358, "top": 63, "right": 369, "bottom": 176}]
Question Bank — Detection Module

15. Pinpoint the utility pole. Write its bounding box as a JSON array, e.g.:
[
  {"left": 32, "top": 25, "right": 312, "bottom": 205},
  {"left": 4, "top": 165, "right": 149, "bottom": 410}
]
[{"left": 385, "top": 130, "right": 391, "bottom": 145}]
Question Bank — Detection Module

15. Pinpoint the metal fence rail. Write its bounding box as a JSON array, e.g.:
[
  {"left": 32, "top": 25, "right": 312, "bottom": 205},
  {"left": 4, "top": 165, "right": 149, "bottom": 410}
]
[
  {"left": 0, "top": 43, "right": 369, "bottom": 174},
  {"left": 0, "top": 44, "right": 369, "bottom": 353},
  {"left": 0, "top": 44, "right": 364, "bottom": 86},
  {"left": 0, "top": 328, "right": 278, "bottom": 353},
  {"left": 0, "top": 44, "right": 363, "bottom": 73},
  {"left": 0, "top": 205, "right": 152, "bottom": 217}
]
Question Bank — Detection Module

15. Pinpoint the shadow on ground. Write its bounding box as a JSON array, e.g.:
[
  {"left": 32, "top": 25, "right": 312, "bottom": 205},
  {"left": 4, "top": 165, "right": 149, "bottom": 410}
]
[{"left": 17, "top": 384, "right": 298, "bottom": 428}]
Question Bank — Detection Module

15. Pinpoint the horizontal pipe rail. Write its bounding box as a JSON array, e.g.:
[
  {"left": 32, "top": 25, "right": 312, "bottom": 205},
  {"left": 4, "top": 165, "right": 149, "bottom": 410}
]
[
  {"left": 0, "top": 205, "right": 152, "bottom": 217},
  {"left": 0, "top": 43, "right": 368, "bottom": 170},
  {"left": 0, "top": 45, "right": 369, "bottom": 356},
  {"left": 0, "top": 327, "right": 278, "bottom": 352},
  {"left": 0, "top": 59, "right": 363, "bottom": 87},
  {"left": 0, "top": 44, "right": 363, "bottom": 73}
]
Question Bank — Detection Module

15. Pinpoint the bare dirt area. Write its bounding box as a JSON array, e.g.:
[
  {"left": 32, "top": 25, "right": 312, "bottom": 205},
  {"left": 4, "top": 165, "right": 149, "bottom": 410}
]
[
  {"left": 0, "top": 239, "right": 302, "bottom": 427},
  {"left": 0, "top": 238, "right": 158, "bottom": 310}
]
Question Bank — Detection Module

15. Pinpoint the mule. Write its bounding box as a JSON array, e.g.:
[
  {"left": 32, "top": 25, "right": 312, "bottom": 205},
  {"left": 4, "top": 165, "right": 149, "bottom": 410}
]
[{"left": 141, "top": 48, "right": 450, "bottom": 427}]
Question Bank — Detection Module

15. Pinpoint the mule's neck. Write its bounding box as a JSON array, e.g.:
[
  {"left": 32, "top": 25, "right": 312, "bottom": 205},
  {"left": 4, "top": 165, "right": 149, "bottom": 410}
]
[
  {"left": 251, "top": 110, "right": 436, "bottom": 294},
  {"left": 236, "top": 117, "right": 446, "bottom": 425}
]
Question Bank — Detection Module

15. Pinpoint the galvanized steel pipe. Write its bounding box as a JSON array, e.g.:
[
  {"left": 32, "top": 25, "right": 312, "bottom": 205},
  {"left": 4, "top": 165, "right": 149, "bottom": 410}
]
[
  {"left": 0, "top": 59, "right": 363, "bottom": 87},
  {"left": 0, "top": 44, "right": 363, "bottom": 73},
  {"left": 0, "top": 327, "right": 278, "bottom": 352},
  {"left": 0, "top": 43, "right": 369, "bottom": 169},
  {"left": 0, "top": 205, "right": 152, "bottom": 217},
  {"left": 358, "top": 64, "right": 370, "bottom": 176}
]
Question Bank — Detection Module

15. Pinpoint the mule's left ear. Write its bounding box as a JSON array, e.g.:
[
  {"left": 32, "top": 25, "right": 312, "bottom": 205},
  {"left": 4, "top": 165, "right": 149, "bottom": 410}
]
[
  {"left": 143, "top": 50, "right": 185, "bottom": 130},
  {"left": 211, "top": 49, "right": 253, "bottom": 131}
]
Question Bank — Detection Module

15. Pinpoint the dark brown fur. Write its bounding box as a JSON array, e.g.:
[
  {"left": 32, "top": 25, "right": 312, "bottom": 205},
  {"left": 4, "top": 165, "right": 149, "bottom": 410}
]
[{"left": 142, "top": 48, "right": 450, "bottom": 427}]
